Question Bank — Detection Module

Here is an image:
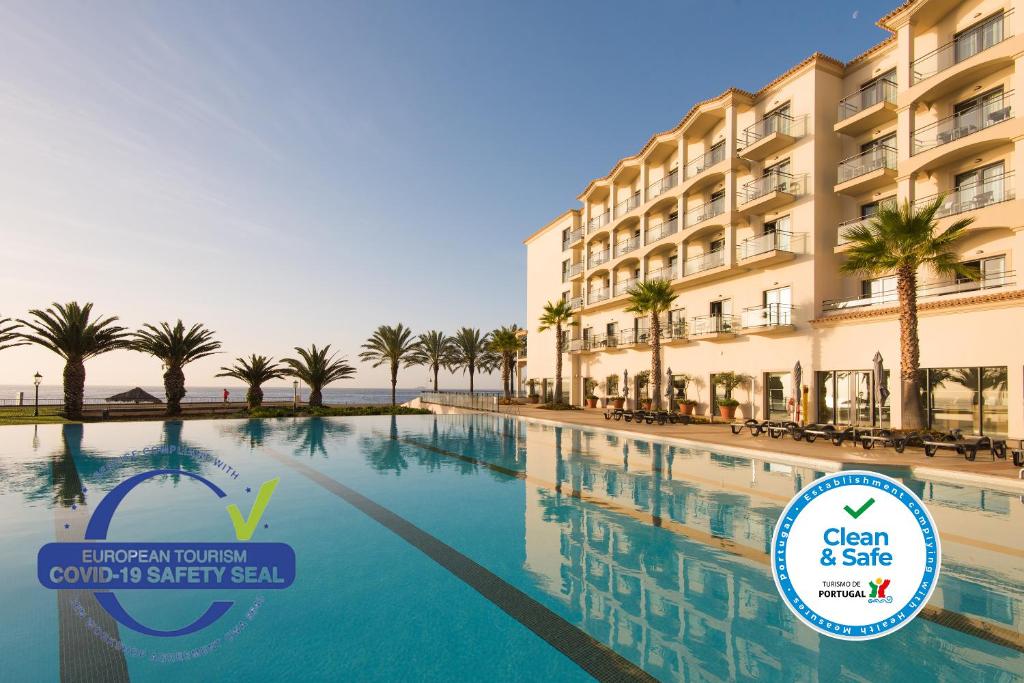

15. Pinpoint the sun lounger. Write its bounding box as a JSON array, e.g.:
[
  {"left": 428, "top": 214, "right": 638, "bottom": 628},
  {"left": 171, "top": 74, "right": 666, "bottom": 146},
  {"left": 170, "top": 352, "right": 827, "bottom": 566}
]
[
  {"left": 603, "top": 409, "right": 624, "bottom": 421},
  {"left": 730, "top": 419, "right": 764, "bottom": 436},
  {"left": 797, "top": 423, "right": 851, "bottom": 445},
  {"left": 765, "top": 420, "right": 802, "bottom": 440},
  {"left": 1010, "top": 440, "right": 1024, "bottom": 467},
  {"left": 857, "top": 428, "right": 909, "bottom": 453},
  {"left": 922, "top": 434, "right": 1007, "bottom": 461}
]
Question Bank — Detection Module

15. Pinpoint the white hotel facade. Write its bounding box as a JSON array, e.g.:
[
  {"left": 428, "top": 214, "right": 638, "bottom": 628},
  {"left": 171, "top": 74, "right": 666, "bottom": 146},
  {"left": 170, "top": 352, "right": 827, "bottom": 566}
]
[{"left": 523, "top": 0, "right": 1024, "bottom": 436}]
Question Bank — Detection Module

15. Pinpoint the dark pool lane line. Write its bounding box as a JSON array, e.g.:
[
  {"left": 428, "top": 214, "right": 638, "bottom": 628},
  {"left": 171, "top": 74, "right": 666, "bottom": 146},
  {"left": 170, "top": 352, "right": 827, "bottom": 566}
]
[{"left": 262, "top": 447, "right": 657, "bottom": 683}]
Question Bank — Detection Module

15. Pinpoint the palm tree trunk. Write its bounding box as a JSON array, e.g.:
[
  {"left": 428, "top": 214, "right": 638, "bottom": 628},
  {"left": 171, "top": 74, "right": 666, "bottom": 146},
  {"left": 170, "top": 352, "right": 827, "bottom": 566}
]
[
  {"left": 63, "top": 358, "right": 85, "bottom": 420},
  {"left": 391, "top": 362, "right": 398, "bottom": 407},
  {"left": 554, "top": 322, "right": 563, "bottom": 404},
  {"left": 433, "top": 365, "right": 439, "bottom": 392},
  {"left": 897, "top": 265, "right": 924, "bottom": 430},
  {"left": 309, "top": 386, "right": 323, "bottom": 408},
  {"left": 502, "top": 359, "right": 511, "bottom": 401},
  {"left": 469, "top": 366, "right": 475, "bottom": 394},
  {"left": 650, "top": 312, "right": 662, "bottom": 410},
  {"left": 164, "top": 364, "right": 185, "bottom": 417},
  {"left": 247, "top": 385, "right": 263, "bottom": 410}
]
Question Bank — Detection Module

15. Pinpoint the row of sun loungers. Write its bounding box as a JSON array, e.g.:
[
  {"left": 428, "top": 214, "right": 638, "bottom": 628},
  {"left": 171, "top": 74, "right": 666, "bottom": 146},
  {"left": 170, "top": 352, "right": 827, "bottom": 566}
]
[{"left": 603, "top": 409, "right": 693, "bottom": 426}]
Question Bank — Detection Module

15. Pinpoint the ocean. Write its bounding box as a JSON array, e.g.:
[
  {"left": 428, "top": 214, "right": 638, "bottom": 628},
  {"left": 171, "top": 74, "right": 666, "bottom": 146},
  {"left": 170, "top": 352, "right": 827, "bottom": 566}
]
[{"left": 0, "top": 385, "right": 430, "bottom": 406}]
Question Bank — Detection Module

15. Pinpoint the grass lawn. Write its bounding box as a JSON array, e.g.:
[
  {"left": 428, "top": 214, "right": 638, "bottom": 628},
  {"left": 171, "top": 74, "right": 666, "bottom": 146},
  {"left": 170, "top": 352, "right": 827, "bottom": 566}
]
[{"left": 0, "top": 406, "right": 71, "bottom": 426}]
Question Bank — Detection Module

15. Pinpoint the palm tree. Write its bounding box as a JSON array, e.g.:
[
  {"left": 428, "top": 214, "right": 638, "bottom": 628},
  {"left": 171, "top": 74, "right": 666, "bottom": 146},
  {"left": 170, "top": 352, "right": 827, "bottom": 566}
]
[
  {"left": 625, "top": 280, "right": 678, "bottom": 410},
  {"left": 487, "top": 325, "right": 522, "bottom": 400},
  {"left": 450, "top": 327, "right": 490, "bottom": 394},
  {"left": 360, "top": 324, "right": 419, "bottom": 407},
  {"left": 281, "top": 344, "right": 355, "bottom": 408},
  {"left": 0, "top": 316, "right": 25, "bottom": 352},
  {"left": 216, "top": 355, "right": 286, "bottom": 410},
  {"left": 16, "top": 302, "right": 130, "bottom": 420},
  {"left": 537, "top": 299, "right": 576, "bottom": 405},
  {"left": 840, "top": 197, "right": 975, "bottom": 429},
  {"left": 410, "top": 330, "right": 456, "bottom": 392},
  {"left": 132, "top": 320, "right": 221, "bottom": 416}
]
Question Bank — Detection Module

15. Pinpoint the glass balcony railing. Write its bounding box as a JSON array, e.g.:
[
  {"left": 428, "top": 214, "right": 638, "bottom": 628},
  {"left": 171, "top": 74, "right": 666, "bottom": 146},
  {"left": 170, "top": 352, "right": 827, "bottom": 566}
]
[
  {"left": 562, "top": 228, "right": 583, "bottom": 250},
  {"left": 738, "top": 112, "right": 793, "bottom": 149},
  {"left": 645, "top": 217, "right": 679, "bottom": 244},
  {"left": 614, "top": 235, "right": 640, "bottom": 257},
  {"left": 911, "top": 92, "right": 1013, "bottom": 155},
  {"left": 684, "top": 144, "right": 726, "bottom": 179},
  {"left": 822, "top": 270, "right": 1015, "bottom": 312},
  {"left": 837, "top": 79, "right": 897, "bottom": 121},
  {"left": 690, "top": 314, "right": 737, "bottom": 336},
  {"left": 836, "top": 200, "right": 897, "bottom": 245},
  {"left": 837, "top": 146, "right": 896, "bottom": 183},
  {"left": 617, "top": 328, "right": 650, "bottom": 346},
  {"left": 741, "top": 303, "right": 793, "bottom": 328},
  {"left": 613, "top": 278, "right": 636, "bottom": 297},
  {"left": 647, "top": 169, "right": 679, "bottom": 200},
  {"left": 739, "top": 171, "right": 795, "bottom": 204},
  {"left": 562, "top": 261, "right": 585, "bottom": 282},
  {"left": 682, "top": 248, "right": 725, "bottom": 276},
  {"left": 913, "top": 172, "right": 1015, "bottom": 218},
  {"left": 587, "top": 211, "right": 611, "bottom": 233},
  {"left": 737, "top": 230, "right": 799, "bottom": 259},
  {"left": 569, "top": 296, "right": 583, "bottom": 310},
  {"left": 912, "top": 11, "right": 1013, "bottom": 84},
  {"left": 588, "top": 249, "right": 611, "bottom": 268},
  {"left": 684, "top": 195, "right": 725, "bottom": 226},
  {"left": 568, "top": 339, "right": 586, "bottom": 353},
  {"left": 613, "top": 193, "right": 642, "bottom": 218},
  {"left": 587, "top": 334, "right": 616, "bottom": 350},
  {"left": 588, "top": 288, "right": 610, "bottom": 304},
  {"left": 645, "top": 265, "right": 676, "bottom": 282},
  {"left": 663, "top": 319, "right": 687, "bottom": 340}
]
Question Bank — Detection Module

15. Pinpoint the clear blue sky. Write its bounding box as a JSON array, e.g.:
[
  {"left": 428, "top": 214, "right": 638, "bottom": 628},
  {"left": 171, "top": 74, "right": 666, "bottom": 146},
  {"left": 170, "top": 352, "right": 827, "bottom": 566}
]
[{"left": 0, "top": 0, "right": 896, "bottom": 389}]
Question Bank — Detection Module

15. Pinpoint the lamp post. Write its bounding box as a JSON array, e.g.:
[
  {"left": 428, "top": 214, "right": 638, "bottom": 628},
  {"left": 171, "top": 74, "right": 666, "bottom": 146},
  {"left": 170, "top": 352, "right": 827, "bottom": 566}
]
[
  {"left": 33, "top": 372, "right": 42, "bottom": 417},
  {"left": 293, "top": 380, "right": 299, "bottom": 410}
]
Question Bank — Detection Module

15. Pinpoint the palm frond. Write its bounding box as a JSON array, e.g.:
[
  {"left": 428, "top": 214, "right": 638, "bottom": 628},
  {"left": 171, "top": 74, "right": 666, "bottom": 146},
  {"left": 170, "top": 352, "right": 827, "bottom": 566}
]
[
  {"left": 131, "top": 320, "right": 221, "bottom": 366},
  {"left": 16, "top": 301, "right": 130, "bottom": 360}
]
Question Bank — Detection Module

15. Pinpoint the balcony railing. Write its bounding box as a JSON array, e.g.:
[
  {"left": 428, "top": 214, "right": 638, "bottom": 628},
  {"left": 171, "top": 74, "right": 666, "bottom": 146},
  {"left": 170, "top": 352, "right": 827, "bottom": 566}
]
[
  {"left": 517, "top": 343, "right": 527, "bottom": 359},
  {"left": 837, "top": 79, "right": 897, "bottom": 121},
  {"left": 568, "top": 339, "right": 586, "bottom": 353},
  {"left": 737, "top": 230, "right": 800, "bottom": 259},
  {"left": 837, "top": 146, "right": 896, "bottom": 183},
  {"left": 914, "top": 172, "right": 1015, "bottom": 218},
  {"left": 691, "top": 314, "right": 737, "bottom": 336},
  {"left": 738, "top": 112, "right": 793, "bottom": 149},
  {"left": 568, "top": 261, "right": 584, "bottom": 277},
  {"left": 617, "top": 328, "right": 650, "bottom": 346},
  {"left": 684, "top": 195, "right": 725, "bottom": 226},
  {"left": 664, "top": 319, "right": 687, "bottom": 340},
  {"left": 587, "top": 211, "right": 611, "bottom": 233},
  {"left": 911, "top": 92, "right": 1013, "bottom": 155},
  {"left": 645, "top": 265, "right": 676, "bottom": 282},
  {"left": 588, "top": 249, "right": 611, "bottom": 268},
  {"left": 614, "top": 193, "right": 642, "bottom": 218},
  {"left": 562, "top": 228, "right": 583, "bottom": 251},
  {"left": 685, "top": 144, "right": 726, "bottom": 179},
  {"left": 613, "top": 278, "right": 636, "bottom": 297},
  {"left": 912, "top": 10, "right": 1013, "bottom": 84},
  {"left": 647, "top": 169, "right": 679, "bottom": 200},
  {"left": 739, "top": 171, "right": 794, "bottom": 204},
  {"left": 836, "top": 200, "right": 897, "bottom": 245},
  {"left": 588, "top": 288, "right": 610, "bottom": 304},
  {"left": 614, "top": 235, "right": 640, "bottom": 257},
  {"left": 683, "top": 248, "right": 725, "bottom": 276},
  {"left": 822, "top": 270, "right": 1015, "bottom": 312},
  {"left": 588, "top": 334, "right": 617, "bottom": 350},
  {"left": 741, "top": 303, "right": 793, "bottom": 329},
  {"left": 645, "top": 217, "right": 679, "bottom": 244},
  {"left": 569, "top": 296, "right": 583, "bottom": 310}
]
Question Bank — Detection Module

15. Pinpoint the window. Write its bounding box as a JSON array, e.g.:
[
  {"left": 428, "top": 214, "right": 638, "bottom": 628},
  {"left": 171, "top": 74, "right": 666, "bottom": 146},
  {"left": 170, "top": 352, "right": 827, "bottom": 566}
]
[
  {"left": 764, "top": 159, "right": 791, "bottom": 177},
  {"left": 562, "top": 291, "right": 569, "bottom": 301},
  {"left": 764, "top": 372, "right": 790, "bottom": 420},
  {"left": 606, "top": 322, "right": 617, "bottom": 337},
  {"left": 953, "top": 87, "right": 1007, "bottom": 134},
  {"left": 562, "top": 259, "right": 570, "bottom": 281},
  {"left": 816, "top": 369, "right": 890, "bottom": 426},
  {"left": 957, "top": 254, "right": 1006, "bottom": 286},
  {"left": 919, "top": 366, "right": 1008, "bottom": 436},
  {"left": 764, "top": 103, "right": 791, "bottom": 135},
  {"left": 560, "top": 330, "right": 569, "bottom": 348},
  {"left": 709, "top": 189, "right": 725, "bottom": 210},
  {"left": 709, "top": 299, "right": 731, "bottom": 317},
  {"left": 763, "top": 286, "right": 791, "bottom": 324},
  {"left": 861, "top": 133, "right": 896, "bottom": 154},
  {"left": 954, "top": 161, "right": 1006, "bottom": 209},
  {"left": 764, "top": 216, "right": 791, "bottom": 250},
  {"left": 709, "top": 237, "right": 725, "bottom": 253},
  {"left": 861, "top": 197, "right": 895, "bottom": 218},
  {"left": 861, "top": 276, "right": 897, "bottom": 303},
  {"left": 955, "top": 11, "right": 1005, "bottom": 64},
  {"left": 861, "top": 69, "right": 896, "bottom": 107}
]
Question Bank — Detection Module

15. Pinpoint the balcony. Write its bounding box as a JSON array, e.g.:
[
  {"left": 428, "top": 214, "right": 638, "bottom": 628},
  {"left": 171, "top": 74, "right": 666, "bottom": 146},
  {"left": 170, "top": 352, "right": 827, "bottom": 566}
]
[
  {"left": 647, "top": 169, "right": 679, "bottom": 201},
  {"left": 690, "top": 314, "right": 738, "bottom": 340},
  {"left": 613, "top": 278, "right": 636, "bottom": 297},
  {"left": 663, "top": 319, "right": 687, "bottom": 342},
  {"left": 911, "top": 92, "right": 1013, "bottom": 156},
  {"left": 569, "top": 296, "right": 583, "bottom": 310},
  {"left": 588, "top": 248, "right": 611, "bottom": 268},
  {"left": 912, "top": 11, "right": 1014, "bottom": 85},
  {"left": 645, "top": 265, "right": 676, "bottom": 282},
  {"left": 821, "top": 270, "right": 1015, "bottom": 313},
  {"left": 587, "top": 288, "right": 610, "bottom": 305},
  {"left": 613, "top": 193, "right": 642, "bottom": 219},
  {"left": 737, "top": 113, "right": 794, "bottom": 161},
  {"left": 835, "top": 79, "right": 897, "bottom": 136},
  {"left": 587, "top": 211, "right": 611, "bottom": 234},
  {"left": 741, "top": 303, "right": 795, "bottom": 334},
  {"left": 914, "top": 172, "right": 1016, "bottom": 227},
  {"left": 517, "top": 343, "right": 527, "bottom": 359},
  {"left": 568, "top": 339, "right": 586, "bottom": 353},
  {"left": 737, "top": 230, "right": 802, "bottom": 266},
  {"left": 684, "top": 144, "right": 727, "bottom": 180},
  {"left": 617, "top": 328, "right": 649, "bottom": 346},
  {"left": 681, "top": 249, "right": 726, "bottom": 282},
  {"left": 614, "top": 235, "right": 640, "bottom": 258},
  {"left": 562, "top": 261, "right": 584, "bottom": 282},
  {"left": 684, "top": 195, "right": 725, "bottom": 227},
  {"left": 835, "top": 147, "right": 896, "bottom": 194},
  {"left": 737, "top": 172, "right": 796, "bottom": 213},
  {"left": 562, "top": 228, "right": 583, "bottom": 251},
  {"left": 645, "top": 217, "right": 679, "bottom": 245}
]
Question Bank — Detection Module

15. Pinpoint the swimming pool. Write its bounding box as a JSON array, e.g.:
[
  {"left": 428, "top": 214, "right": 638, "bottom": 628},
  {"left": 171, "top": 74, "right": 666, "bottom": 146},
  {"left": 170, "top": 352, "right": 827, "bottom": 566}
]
[{"left": 0, "top": 414, "right": 1021, "bottom": 681}]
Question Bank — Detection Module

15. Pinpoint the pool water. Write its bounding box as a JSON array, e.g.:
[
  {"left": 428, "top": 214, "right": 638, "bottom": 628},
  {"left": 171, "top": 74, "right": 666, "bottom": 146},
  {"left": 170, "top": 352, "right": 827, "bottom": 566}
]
[{"left": 0, "top": 414, "right": 1021, "bottom": 682}]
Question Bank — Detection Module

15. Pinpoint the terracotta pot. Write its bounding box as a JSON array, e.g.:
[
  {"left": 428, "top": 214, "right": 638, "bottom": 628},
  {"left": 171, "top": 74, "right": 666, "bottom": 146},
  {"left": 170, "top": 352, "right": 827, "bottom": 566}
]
[
  {"left": 641, "top": 400, "right": 653, "bottom": 411},
  {"left": 586, "top": 398, "right": 597, "bottom": 408},
  {"left": 613, "top": 398, "right": 625, "bottom": 410},
  {"left": 677, "top": 402, "right": 694, "bottom": 416},
  {"left": 528, "top": 395, "right": 540, "bottom": 404},
  {"left": 719, "top": 404, "right": 736, "bottom": 421}
]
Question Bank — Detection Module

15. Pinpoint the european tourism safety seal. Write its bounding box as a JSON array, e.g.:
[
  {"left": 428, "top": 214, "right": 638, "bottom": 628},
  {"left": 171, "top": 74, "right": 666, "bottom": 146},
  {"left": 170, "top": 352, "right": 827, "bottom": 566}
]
[{"left": 771, "top": 470, "right": 941, "bottom": 640}]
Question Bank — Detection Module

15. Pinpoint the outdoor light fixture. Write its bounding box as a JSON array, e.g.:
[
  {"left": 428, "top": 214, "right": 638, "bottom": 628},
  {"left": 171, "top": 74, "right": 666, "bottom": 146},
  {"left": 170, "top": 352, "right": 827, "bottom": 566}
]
[{"left": 33, "top": 372, "right": 42, "bottom": 417}]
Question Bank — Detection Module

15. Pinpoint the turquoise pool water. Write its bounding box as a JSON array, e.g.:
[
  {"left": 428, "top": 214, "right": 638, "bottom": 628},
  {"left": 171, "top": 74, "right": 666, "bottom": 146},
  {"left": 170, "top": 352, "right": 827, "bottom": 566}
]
[{"left": 0, "top": 414, "right": 1021, "bottom": 681}]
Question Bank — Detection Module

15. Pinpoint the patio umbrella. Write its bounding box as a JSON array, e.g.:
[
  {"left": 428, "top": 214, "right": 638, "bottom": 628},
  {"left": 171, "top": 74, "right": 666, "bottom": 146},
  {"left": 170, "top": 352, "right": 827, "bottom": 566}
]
[
  {"left": 665, "top": 367, "right": 675, "bottom": 408},
  {"left": 622, "top": 369, "right": 629, "bottom": 400},
  {"left": 792, "top": 361, "right": 802, "bottom": 422},
  {"left": 873, "top": 352, "right": 890, "bottom": 424},
  {"left": 107, "top": 387, "right": 161, "bottom": 404}
]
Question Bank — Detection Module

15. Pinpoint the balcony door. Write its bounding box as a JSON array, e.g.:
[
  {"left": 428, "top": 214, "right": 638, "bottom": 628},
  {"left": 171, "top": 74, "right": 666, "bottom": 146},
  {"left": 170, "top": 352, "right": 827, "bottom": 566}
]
[
  {"left": 953, "top": 87, "right": 1005, "bottom": 135},
  {"left": 764, "top": 215, "right": 790, "bottom": 251},
  {"left": 955, "top": 12, "right": 1004, "bottom": 64},
  {"left": 957, "top": 254, "right": 1006, "bottom": 288},
  {"left": 861, "top": 69, "right": 896, "bottom": 108},
  {"left": 955, "top": 161, "right": 1005, "bottom": 210},
  {"left": 764, "top": 286, "right": 791, "bottom": 325}
]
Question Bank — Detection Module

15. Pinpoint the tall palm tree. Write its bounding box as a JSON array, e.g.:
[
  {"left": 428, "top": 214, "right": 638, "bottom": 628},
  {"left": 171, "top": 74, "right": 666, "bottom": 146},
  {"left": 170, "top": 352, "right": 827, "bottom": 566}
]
[
  {"left": 16, "top": 302, "right": 130, "bottom": 420},
  {"left": 410, "top": 330, "right": 456, "bottom": 392},
  {"left": 0, "top": 316, "right": 25, "bottom": 352},
  {"left": 537, "top": 299, "right": 576, "bottom": 405},
  {"left": 487, "top": 325, "right": 522, "bottom": 400},
  {"left": 132, "top": 320, "right": 221, "bottom": 417},
  {"left": 840, "top": 197, "right": 975, "bottom": 430},
  {"left": 360, "top": 324, "right": 419, "bottom": 407},
  {"left": 625, "top": 280, "right": 678, "bottom": 410},
  {"left": 281, "top": 344, "right": 355, "bottom": 408},
  {"left": 450, "top": 327, "right": 490, "bottom": 394},
  {"left": 216, "top": 355, "right": 286, "bottom": 410}
]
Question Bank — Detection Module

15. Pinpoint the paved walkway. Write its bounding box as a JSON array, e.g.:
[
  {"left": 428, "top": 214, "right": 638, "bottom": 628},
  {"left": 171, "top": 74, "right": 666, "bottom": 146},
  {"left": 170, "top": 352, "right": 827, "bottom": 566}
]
[{"left": 494, "top": 404, "right": 1024, "bottom": 490}]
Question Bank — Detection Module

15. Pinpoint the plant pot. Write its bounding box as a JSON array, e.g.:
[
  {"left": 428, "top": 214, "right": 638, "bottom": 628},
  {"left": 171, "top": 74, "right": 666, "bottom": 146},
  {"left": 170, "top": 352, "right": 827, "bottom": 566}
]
[
  {"left": 641, "top": 400, "right": 653, "bottom": 411},
  {"left": 528, "top": 395, "right": 540, "bottom": 404},
  {"left": 586, "top": 398, "right": 597, "bottom": 408},
  {"left": 719, "top": 404, "right": 736, "bottom": 421},
  {"left": 677, "top": 402, "right": 694, "bottom": 416},
  {"left": 613, "top": 398, "right": 625, "bottom": 410}
]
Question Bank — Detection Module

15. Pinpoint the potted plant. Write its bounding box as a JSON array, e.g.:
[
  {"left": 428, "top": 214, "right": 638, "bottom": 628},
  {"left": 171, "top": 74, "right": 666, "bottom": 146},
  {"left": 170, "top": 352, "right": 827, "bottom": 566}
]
[
  {"left": 717, "top": 397, "right": 740, "bottom": 420},
  {"left": 673, "top": 373, "right": 696, "bottom": 415},
  {"left": 527, "top": 379, "right": 540, "bottom": 404},
  {"left": 606, "top": 375, "right": 624, "bottom": 409},
  {"left": 677, "top": 398, "right": 698, "bottom": 416},
  {"left": 636, "top": 370, "right": 652, "bottom": 410},
  {"left": 714, "top": 371, "right": 750, "bottom": 421},
  {"left": 584, "top": 378, "right": 598, "bottom": 408}
]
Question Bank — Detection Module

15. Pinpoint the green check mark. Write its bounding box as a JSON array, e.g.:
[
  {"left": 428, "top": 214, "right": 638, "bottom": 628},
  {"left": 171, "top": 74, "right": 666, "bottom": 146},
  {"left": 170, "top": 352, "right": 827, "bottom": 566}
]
[
  {"left": 843, "top": 497, "right": 875, "bottom": 519},
  {"left": 226, "top": 478, "right": 279, "bottom": 540}
]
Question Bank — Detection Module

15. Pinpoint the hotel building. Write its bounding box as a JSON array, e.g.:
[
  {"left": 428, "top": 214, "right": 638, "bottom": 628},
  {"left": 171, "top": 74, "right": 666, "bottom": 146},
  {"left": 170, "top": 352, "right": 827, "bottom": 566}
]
[{"left": 523, "top": 0, "right": 1024, "bottom": 436}]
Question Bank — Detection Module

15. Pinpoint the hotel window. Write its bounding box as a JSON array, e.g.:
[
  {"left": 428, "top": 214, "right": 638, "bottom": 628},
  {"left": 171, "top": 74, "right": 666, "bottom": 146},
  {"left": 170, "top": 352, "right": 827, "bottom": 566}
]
[
  {"left": 918, "top": 366, "right": 1008, "bottom": 436},
  {"left": 764, "top": 159, "right": 792, "bottom": 192},
  {"left": 861, "top": 133, "right": 895, "bottom": 155},
  {"left": 955, "top": 11, "right": 1005, "bottom": 63},
  {"left": 816, "top": 369, "right": 890, "bottom": 426},
  {"left": 709, "top": 236, "right": 725, "bottom": 253},
  {"left": 582, "top": 327, "right": 591, "bottom": 342},
  {"left": 861, "top": 275, "right": 897, "bottom": 304},
  {"left": 764, "top": 372, "right": 790, "bottom": 420},
  {"left": 562, "top": 291, "right": 569, "bottom": 302},
  {"left": 861, "top": 69, "right": 896, "bottom": 106},
  {"left": 764, "top": 103, "right": 791, "bottom": 135},
  {"left": 764, "top": 215, "right": 791, "bottom": 250},
  {"left": 763, "top": 286, "right": 791, "bottom": 325},
  {"left": 606, "top": 322, "right": 617, "bottom": 338},
  {"left": 957, "top": 254, "right": 1006, "bottom": 288},
  {"left": 954, "top": 161, "right": 1006, "bottom": 210},
  {"left": 562, "top": 259, "right": 570, "bottom": 281},
  {"left": 861, "top": 196, "right": 895, "bottom": 219},
  {"left": 953, "top": 87, "right": 1009, "bottom": 135},
  {"left": 667, "top": 307, "right": 685, "bottom": 336},
  {"left": 709, "top": 189, "right": 725, "bottom": 212},
  {"left": 560, "top": 330, "right": 569, "bottom": 348}
]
